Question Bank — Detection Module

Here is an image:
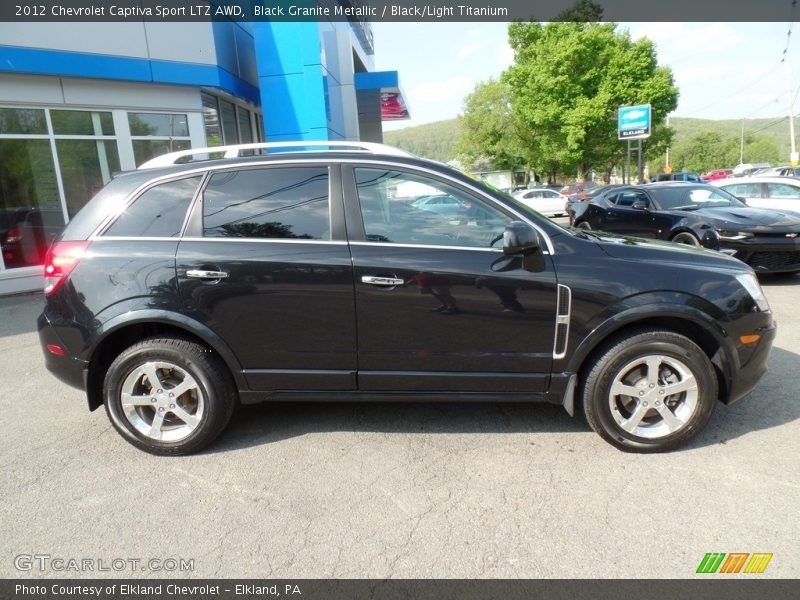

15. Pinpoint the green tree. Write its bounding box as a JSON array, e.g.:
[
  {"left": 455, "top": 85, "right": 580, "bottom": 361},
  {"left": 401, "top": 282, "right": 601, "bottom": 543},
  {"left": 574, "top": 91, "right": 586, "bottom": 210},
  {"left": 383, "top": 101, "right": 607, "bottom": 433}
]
[
  {"left": 668, "top": 131, "right": 739, "bottom": 173},
  {"left": 662, "top": 131, "right": 781, "bottom": 174},
  {"left": 504, "top": 20, "right": 679, "bottom": 181},
  {"left": 456, "top": 79, "right": 524, "bottom": 181}
]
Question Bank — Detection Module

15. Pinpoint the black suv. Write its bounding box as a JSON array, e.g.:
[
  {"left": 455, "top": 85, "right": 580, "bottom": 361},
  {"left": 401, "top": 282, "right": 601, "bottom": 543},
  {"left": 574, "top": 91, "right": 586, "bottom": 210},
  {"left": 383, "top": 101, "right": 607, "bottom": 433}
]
[{"left": 38, "top": 142, "right": 776, "bottom": 455}]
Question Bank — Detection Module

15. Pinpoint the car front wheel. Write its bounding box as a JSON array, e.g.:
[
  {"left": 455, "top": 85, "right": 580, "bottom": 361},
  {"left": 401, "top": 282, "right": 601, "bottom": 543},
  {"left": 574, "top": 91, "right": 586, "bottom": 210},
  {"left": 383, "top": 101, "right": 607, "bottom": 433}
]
[
  {"left": 103, "top": 336, "right": 237, "bottom": 455},
  {"left": 581, "top": 329, "right": 717, "bottom": 452}
]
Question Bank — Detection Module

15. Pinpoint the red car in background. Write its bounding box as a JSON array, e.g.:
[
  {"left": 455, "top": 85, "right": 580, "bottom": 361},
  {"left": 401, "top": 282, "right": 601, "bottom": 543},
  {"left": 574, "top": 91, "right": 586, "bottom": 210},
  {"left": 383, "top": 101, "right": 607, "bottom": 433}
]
[
  {"left": 702, "top": 169, "right": 733, "bottom": 181},
  {"left": 560, "top": 181, "right": 599, "bottom": 201}
]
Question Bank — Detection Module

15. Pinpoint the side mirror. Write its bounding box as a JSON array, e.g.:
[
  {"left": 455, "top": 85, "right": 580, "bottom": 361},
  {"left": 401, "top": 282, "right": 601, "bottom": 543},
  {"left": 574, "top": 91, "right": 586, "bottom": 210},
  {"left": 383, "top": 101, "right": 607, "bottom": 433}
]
[
  {"left": 503, "top": 221, "right": 541, "bottom": 255},
  {"left": 632, "top": 201, "right": 649, "bottom": 211},
  {"left": 701, "top": 229, "right": 720, "bottom": 251}
]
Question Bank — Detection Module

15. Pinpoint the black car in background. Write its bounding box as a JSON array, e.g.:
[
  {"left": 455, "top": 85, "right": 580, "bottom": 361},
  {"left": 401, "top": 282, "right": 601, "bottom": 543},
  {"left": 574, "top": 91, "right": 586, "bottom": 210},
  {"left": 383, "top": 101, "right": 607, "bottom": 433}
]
[
  {"left": 572, "top": 183, "right": 800, "bottom": 273},
  {"left": 38, "top": 143, "right": 775, "bottom": 455}
]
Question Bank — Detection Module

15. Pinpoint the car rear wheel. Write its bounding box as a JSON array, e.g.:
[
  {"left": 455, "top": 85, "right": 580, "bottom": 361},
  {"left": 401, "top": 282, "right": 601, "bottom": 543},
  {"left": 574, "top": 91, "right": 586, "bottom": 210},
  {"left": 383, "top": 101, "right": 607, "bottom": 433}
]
[
  {"left": 581, "top": 329, "right": 717, "bottom": 452},
  {"left": 103, "top": 336, "right": 237, "bottom": 455},
  {"left": 671, "top": 232, "right": 700, "bottom": 246}
]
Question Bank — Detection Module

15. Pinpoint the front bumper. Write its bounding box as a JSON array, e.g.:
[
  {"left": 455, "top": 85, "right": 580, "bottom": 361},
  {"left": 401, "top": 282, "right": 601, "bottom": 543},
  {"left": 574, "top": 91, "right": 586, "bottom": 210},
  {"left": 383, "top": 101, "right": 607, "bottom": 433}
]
[
  {"left": 725, "top": 320, "right": 777, "bottom": 405},
  {"left": 37, "top": 311, "right": 87, "bottom": 391},
  {"left": 720, "top": 236, "right": 800, "bottom": 273}
]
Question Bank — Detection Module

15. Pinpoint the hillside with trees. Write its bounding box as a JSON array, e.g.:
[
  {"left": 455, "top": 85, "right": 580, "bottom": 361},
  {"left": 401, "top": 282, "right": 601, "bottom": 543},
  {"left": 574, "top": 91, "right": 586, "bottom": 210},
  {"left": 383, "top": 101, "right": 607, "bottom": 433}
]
[
  {"left": 383, "top": 119, "right": 461, "bottom": 163},
  {"left": 385, "top": 116, "right": 794, "bottom": 175}
]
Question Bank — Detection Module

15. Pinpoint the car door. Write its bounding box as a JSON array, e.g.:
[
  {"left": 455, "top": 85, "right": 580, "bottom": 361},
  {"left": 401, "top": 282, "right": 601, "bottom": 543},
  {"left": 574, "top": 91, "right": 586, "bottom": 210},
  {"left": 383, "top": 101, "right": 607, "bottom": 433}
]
[
  {"left": 342, "top": 165, "right": 559, "bottom": 393},
  {"left": 175, "top": 163, "right": 357, "bottom": 391},
  {"left": 603, "top": 190, "right": 658, "bottom": 237}
]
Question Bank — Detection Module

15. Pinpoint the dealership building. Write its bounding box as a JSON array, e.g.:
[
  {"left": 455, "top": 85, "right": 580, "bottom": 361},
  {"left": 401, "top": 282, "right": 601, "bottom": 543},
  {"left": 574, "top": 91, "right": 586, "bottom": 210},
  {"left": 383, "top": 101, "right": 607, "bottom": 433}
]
[{"left": 0, "top": 13, "right": 408, "bottom": 294}]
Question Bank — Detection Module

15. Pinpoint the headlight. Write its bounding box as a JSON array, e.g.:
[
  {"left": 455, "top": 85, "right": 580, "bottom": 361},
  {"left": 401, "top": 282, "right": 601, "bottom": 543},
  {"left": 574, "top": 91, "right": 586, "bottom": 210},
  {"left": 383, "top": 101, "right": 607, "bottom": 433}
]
[
  {"left": 736, "top": 273, "right": 770, "bottom": 312},
  {"left": 718, "top": 230, "right": 753, "bottom": 241}
]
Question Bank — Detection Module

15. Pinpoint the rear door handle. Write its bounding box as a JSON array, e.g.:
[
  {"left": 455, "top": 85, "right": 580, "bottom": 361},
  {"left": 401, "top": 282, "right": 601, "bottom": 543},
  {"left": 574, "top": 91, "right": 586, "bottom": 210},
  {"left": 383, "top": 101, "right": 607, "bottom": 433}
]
[
  {"left": 187, "top": 269, "right": 229, "bottom": 280},
  {"left": 361, "top": 275, "right": 404, "bottom": 286}
]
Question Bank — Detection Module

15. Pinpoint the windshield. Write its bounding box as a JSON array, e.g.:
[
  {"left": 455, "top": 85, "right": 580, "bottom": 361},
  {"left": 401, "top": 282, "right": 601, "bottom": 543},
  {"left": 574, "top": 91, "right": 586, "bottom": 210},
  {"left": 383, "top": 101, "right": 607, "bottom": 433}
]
[{"left": 652, "top": 187, "right": 746, "bottom": 211}]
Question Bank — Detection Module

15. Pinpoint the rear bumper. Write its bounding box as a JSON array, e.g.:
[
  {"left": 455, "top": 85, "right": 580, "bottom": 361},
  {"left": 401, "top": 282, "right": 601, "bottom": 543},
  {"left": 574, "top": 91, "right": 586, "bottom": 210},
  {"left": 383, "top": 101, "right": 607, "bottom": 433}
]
[
  {"left": 725, "top": 321, "right": 777, "bottom": 405},
  {"left": 37, "top": 311, "right": 87, "bottom": 391}
]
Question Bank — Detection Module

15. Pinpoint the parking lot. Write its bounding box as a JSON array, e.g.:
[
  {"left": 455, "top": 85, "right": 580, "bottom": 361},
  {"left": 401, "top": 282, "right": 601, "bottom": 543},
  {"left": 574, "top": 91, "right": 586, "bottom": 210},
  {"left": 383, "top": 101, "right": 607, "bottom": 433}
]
[{"left": 1, "top": 275, "right": 798, "bottom": 579}]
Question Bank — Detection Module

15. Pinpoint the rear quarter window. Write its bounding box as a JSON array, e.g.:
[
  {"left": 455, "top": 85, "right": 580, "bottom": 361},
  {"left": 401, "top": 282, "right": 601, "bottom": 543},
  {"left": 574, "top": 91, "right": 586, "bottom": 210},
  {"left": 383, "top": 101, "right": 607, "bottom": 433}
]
[{"left": 102, "top": 176, "right": 201, "bottom": 237}]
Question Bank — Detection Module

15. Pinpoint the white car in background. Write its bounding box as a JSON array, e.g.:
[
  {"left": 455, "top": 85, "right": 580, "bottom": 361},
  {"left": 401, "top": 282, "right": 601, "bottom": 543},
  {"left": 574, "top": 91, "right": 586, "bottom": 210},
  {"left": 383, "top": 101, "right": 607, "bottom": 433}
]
[
  {"left": 713, "top": 176, "right": 800, "bottom": 212},
  {"left": 512, "top": 188, "right": 568, "bottom": 217}
]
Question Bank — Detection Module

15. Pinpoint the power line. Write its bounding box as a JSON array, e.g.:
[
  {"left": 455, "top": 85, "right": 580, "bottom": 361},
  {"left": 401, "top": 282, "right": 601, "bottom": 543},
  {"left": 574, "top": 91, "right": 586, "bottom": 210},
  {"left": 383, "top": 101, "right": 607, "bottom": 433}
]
[{"left": 747, "top": 116, "right": 789, "bottom": 135}]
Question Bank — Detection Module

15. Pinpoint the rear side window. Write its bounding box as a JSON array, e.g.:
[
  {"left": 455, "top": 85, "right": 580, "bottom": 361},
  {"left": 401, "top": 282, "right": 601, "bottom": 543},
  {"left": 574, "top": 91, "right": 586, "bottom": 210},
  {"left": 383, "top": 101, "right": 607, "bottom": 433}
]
[
  {"left": 103, "top": 176, "right": 201, "bottom": 237},
  {"left": 202, "top": 167, "right": 330, "bottom": 240},
  {"left": 766, "top": 183, "right": 800, "bottom": 199}
]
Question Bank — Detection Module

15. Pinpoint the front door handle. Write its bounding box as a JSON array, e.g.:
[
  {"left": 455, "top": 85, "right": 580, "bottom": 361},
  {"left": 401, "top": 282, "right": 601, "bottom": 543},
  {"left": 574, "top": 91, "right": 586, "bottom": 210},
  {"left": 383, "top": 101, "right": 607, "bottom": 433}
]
[
  {"left": 361, "top": 275, "right": 404, "bottom": 286},
  {"left": 187, "top": 269, "right": 229, "bottom": 280}
]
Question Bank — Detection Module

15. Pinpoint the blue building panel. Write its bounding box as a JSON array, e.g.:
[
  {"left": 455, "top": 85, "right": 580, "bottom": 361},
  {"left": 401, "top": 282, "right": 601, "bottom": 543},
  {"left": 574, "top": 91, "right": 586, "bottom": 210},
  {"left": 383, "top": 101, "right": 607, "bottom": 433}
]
[{"left": 0, "top": 45, "right": 260, "bottom": 104}]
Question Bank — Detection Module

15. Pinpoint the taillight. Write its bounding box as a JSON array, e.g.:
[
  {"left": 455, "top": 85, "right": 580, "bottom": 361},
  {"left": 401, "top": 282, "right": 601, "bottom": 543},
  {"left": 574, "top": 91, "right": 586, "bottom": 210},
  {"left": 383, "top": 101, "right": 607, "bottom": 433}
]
[
  {"left": 43, "top": 241, "right": 89, "bottom": 296},
  {"left": 6, "top": 228, "right": 21, "bottom": 243}
]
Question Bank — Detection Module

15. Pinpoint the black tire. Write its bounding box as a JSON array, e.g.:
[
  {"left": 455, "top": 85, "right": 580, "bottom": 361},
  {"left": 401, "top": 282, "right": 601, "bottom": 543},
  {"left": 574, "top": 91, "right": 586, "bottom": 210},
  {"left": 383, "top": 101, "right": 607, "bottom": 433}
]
[
  {"left": 671, "top": 231, "right": 700, "bottom": 246},
  {"left": 576, "top": 221, "right": 592, "bottom": 230},
  {"left": 581, "top": 329, "right": 717, "bottom": 453},
  {"left": 104, "top": 336, "right": 237, "bottom": 455}
]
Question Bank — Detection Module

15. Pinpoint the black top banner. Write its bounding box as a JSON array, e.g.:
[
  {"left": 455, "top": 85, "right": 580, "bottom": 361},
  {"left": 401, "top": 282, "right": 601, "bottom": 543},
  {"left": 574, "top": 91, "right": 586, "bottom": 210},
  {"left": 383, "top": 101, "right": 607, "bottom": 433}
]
[{"left": 0, "top": 0, "right": 797, "bottom": 22}]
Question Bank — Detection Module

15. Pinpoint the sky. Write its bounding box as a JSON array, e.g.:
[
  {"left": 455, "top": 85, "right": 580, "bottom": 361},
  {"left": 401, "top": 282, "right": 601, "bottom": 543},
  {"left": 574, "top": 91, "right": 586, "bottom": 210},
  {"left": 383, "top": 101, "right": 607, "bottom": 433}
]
[{"left": 372, "top": 22, "right": 799, "bottom": 131}]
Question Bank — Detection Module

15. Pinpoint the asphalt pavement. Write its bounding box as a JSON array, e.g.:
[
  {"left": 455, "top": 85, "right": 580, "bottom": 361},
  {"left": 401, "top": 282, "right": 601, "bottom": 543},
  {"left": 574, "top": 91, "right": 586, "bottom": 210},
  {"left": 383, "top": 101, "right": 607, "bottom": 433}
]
[{"left": 1, "top": 277, "right": 798, "bottom": 579}]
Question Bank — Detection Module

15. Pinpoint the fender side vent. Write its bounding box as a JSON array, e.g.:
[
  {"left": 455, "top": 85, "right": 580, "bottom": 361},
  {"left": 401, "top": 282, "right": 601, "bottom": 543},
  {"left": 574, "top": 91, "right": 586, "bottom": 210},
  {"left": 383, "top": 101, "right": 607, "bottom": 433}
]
[{"left": 553, "top": 284, "right": 572, "bottom": 359}]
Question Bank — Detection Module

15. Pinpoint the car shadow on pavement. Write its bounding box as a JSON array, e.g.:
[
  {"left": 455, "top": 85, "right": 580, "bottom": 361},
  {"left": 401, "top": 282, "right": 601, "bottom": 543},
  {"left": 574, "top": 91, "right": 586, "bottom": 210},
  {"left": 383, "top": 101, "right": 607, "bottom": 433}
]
[
  {"left": 210, "top": 401, "right": 588, "bottom": 454},
  {"left": 0, "top": 292, "right": 44, "bottom": 339},
  {"left": 208, "top": 346, "right": 800, "bottom": 454},
  {"left": 688, "top": 346, "right": 800, "bottom": 450}
]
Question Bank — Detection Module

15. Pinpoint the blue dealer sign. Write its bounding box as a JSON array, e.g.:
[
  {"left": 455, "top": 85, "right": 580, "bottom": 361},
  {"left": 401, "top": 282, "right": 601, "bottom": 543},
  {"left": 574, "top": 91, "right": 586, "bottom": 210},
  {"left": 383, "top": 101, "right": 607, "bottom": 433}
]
[{"left": 618, "top": 104, "right": 652, "bottom": 140}]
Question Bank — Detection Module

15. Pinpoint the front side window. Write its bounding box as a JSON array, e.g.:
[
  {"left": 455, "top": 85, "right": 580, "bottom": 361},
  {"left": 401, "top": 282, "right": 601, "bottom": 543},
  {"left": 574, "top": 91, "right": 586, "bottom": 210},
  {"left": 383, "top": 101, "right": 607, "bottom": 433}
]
[
  {"left": 722, "top": 183, "right": 761, "bottom": 198},
  {"left": 612, "top": 191, "right": 649, "bottom": 207},
  {"left": 103, "top": 176, "right": 201, "bottom": 237},
  {"left": 203, "top": 167, "right": 330, "bottom": 240},
  {"left": 354, "top": 168, "right": 510, "bottom": 248}
]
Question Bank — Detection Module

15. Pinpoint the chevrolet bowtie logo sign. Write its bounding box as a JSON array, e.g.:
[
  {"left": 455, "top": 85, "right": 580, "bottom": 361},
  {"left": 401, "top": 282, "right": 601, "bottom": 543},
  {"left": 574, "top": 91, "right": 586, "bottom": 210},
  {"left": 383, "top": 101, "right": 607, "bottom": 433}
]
[{"left": 696, "top": 552, "right": 773, "bottom": 574}]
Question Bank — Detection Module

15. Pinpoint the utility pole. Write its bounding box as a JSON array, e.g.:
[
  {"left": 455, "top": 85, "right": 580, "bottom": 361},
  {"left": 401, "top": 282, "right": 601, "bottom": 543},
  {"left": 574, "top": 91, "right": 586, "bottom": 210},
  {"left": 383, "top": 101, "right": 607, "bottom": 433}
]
[
  {"left": 665, "top": 114, "right": 670, "bottom": 170},
  {"left": 786, "top": 57, "right": 798, "bottom": 166},
  {"left": 739, "top": 118, "right": 745, "bottom": 165}
]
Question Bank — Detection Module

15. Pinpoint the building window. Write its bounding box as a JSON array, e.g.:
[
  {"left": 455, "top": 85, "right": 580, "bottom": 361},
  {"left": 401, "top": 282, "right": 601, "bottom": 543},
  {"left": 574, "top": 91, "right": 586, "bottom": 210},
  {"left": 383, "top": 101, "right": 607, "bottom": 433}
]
[
  {"left": 256, "top": 114, "right": 265, "bottom": 142},
  {"left": 0, "top": 106, "right": 123, "bottom": 271},
  {"left": 237, "top": 107, "right": 253, "bottom": 144},
  {"left": 201, "top": 93, "right": 222, "bottom": 147},
  {"left": 128, "top": 112, "right": 191, "bottom": 167},
  {"left": 219, "top": 100, "right": 239, "bottom": 146},
  {"left": 0, "top": 138, "right": 64, "bottom": 269}
]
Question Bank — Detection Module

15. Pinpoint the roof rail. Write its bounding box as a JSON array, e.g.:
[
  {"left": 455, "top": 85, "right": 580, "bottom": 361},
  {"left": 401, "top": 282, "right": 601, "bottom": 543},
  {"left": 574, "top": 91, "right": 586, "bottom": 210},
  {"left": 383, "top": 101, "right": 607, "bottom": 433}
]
[{"left": 138, "top": 140, "right": 414, "bottom": 169}]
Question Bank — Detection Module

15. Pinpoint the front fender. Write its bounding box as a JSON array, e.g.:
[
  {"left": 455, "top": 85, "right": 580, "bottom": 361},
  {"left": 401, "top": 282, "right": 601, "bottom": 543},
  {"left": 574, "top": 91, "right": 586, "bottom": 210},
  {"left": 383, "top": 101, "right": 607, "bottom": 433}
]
[{"left": 562, "top": 294, "right": 736, "bottom": 389}]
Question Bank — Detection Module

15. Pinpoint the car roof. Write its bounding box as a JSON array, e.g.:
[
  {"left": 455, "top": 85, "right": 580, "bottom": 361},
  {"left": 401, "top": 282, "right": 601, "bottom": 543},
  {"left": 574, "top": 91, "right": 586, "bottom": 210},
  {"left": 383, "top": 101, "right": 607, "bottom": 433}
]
[
  {"left": 112, "top": 151, "right": 462, "bottom": 184},
  {"left": 714, "top": 176, "right": 800, "bottom": 184}
]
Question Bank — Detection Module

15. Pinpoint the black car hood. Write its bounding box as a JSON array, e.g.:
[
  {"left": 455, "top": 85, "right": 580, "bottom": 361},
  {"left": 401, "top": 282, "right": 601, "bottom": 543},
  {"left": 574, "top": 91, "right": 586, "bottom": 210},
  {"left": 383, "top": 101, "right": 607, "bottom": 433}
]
[
  {"left": 692, "top": 206, "right": 800, "bottom": 230},
  {"left": 583, "top": 231, "right": 748, "bottom": 271}
]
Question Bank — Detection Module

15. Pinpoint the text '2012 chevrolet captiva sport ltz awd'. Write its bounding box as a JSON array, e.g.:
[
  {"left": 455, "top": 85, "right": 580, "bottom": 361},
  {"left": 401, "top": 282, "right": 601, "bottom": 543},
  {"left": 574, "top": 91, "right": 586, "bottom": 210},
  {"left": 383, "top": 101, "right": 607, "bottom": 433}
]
[{"left": 37, "top": 141, "right": 776, "bottom": 455}]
